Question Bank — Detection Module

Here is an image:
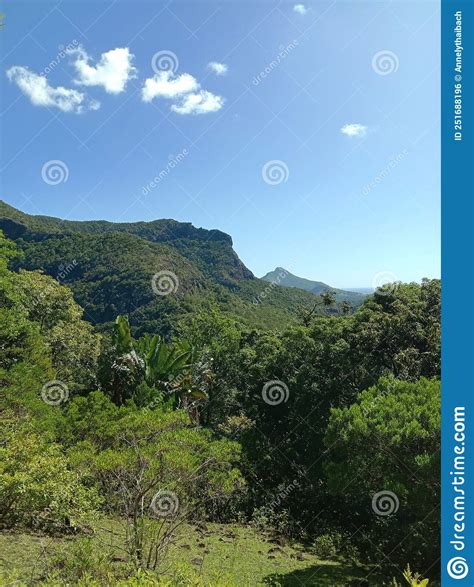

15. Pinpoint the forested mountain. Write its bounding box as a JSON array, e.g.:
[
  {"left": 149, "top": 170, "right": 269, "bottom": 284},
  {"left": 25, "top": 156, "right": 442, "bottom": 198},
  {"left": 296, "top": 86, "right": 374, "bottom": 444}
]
[
  {"left": 0, "top": 200, "right": 252, "bottom": 284},
  {"left": 0, "top": 201, "right": 440, "bottom": 585},
  {"left": 261, "top": 267, "right": 366, "bottom": 305},
  {"left": 0, "top": 201, "right": 362, "bottom": 336}
]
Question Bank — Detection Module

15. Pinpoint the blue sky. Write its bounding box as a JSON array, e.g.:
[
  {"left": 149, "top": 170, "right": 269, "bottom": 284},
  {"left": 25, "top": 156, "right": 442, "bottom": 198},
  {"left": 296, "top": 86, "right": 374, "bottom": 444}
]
[{"left": 0, "top": 0, "right": 440, "bottom": 288}]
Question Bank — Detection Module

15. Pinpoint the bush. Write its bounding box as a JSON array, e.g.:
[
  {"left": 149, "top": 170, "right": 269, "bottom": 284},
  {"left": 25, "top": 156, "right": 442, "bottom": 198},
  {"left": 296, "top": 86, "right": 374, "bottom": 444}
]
[
  {"left": 311, "top": 533, "right": 339, "bottom": 560},
  {"left": 64, "top": 396, "right": 244, "bottom": 568},
  {"left": 0, "top": 416, "right": 101, "bottom": 533},
  {"left": 325, "top": 377, "right": 440, "bottom": 573},
  {"left": 251, "top": 506, "right": 299, "bottom": 537},
  {"left": 311, "top": 532, "right": 359, "bottom": 563}
]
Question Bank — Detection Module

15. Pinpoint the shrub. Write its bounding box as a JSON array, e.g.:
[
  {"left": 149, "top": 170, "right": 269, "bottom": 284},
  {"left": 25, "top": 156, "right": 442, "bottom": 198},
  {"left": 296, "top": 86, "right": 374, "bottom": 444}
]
[
  {"left": 66, "top": 398, "right": 244, "bottom": 569},
  {"left": 325, "top": 377, "right": 440, "bottom": 573},
  {"left": 251, "top": 506, "right": 299, "bottom": 537},
  {"left": 311, "top": 532, "right": 359, "bottom": 563},
  {"left": 0, "top": 416, "right": 101, "bottom": 533},
  {"left": 311, "top": 533, "right": 339, "bottom": 560}
]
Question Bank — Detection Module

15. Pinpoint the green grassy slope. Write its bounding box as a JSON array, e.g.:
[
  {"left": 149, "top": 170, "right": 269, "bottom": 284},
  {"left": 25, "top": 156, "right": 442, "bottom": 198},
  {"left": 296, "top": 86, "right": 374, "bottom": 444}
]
[{"left": 0, "top": 522, "right": 371, "bottom": 586}]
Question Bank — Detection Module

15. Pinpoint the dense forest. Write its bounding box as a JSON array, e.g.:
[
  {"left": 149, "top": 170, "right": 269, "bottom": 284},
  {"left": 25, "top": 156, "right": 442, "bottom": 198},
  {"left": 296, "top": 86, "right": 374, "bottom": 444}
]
[
  {"left": 0, "top": 204, "right": 440, "bottom": 586},
  {"left": 0, "top": 201, "right": 364, "bottom": 335}
]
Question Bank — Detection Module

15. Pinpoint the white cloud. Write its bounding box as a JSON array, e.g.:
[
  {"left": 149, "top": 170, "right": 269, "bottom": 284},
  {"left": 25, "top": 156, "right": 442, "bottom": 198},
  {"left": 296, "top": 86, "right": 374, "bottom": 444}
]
[
  {"left": 171, "top": 90, "right": 224, "bottom": 115},
  {"left": 6, "top": 66, "right": 99, "bottom": 113},
  {"left": 207, "top": 61, "right": 228, "bottom": 76},
  {"left": 142, "top": 70, "right": 224, "bottom": 115},
  {"left": 141, "top": 71, "right": 199, "bottom": 102},
  {"left": 340, "top": 123, "right": 368, "bottom": 138},
  {"left": 69, "top": 46, "right": 137, "bottom": 94},
  {"left": 293, "top": 4, "right": 308, "bottom": 15}
]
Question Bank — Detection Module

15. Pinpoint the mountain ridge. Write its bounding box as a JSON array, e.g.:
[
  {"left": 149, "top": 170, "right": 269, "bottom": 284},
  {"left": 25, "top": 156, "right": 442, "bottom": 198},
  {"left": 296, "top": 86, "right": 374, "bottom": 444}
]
[
  {"left": 0, "top": 200, "right": 315, "bottom": 334},
  {"left": 0, "top": 200, "right": 252, "bottom": 285},
  {"left": 261, "top": 267, "right": 366, "bottom": 305},
  {"left": 0, "top": 200, "right": 233, "bottom": 243},
  {"left": 0, "top": 200, "right": 366, "bottom": 335}
]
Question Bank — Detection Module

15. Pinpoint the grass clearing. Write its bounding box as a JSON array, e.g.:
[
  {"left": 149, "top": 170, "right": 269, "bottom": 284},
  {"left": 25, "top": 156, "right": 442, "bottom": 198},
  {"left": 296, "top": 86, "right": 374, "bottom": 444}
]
[{"left": 0, "top": 521, "right": 371, "bottom": 586}]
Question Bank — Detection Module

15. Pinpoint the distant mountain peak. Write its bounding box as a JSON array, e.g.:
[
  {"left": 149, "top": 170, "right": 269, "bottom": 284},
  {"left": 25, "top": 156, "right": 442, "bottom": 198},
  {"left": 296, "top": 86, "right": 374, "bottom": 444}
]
[{"left": 261, "top": 267, "right": 366, "bottom": 304}]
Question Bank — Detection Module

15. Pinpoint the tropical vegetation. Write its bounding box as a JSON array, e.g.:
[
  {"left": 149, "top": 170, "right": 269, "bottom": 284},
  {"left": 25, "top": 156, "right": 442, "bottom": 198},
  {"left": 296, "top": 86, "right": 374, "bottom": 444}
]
[{"left": 0, "top": 202, "right": 440, "bottom": 585}]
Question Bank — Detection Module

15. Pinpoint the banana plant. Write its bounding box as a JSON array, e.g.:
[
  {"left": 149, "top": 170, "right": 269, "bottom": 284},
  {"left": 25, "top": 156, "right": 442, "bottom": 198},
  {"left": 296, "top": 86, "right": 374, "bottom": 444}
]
[
  {"left": 135, "top": 334, "right": 193, "bottom": 388},
  {"left": 111, "top": 316, "right": 209, "bottom": 421},
  {"left": 135, "top": 334, "right": 209, "bottom": 422}
]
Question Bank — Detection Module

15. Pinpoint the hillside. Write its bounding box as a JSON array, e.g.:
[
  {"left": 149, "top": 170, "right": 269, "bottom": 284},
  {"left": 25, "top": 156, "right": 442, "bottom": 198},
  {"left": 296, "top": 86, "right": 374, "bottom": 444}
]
[
  {"left": 0, "top": 200, "right": 348, "bottom": 335},
  {"left": 0, "top": 200, "right": 252, "bottom": 285},
  {"left": 0, "top": 203, "right": 441, "bottom": 586},
  {"left": 261, "top": 267, "right": 366, "bottom": 305}
]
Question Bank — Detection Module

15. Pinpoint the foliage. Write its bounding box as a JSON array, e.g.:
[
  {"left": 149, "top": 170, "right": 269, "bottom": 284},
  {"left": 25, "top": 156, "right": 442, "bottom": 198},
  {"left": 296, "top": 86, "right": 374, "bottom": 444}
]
[
  {"left": 43, "top": 537, "right": 114, "bottom": 585},
  {"left": 99, "top": 316, "right": 208, "bottom": 419},
  {"left": 0, "top": 414, "right": 101, "bottom": 533},
  {"left": 1, "top": 565, "right": 236, "bottom": 587},
  {"left": 14, "top": 269, "right": 101, "bottom": 394},
  {"left": 311, "top": 532, "right": 359, "bottom": 563},
  {"left": 0, "top": 200, "right": 345, "bottom": 334},
  {"left": 325, "top": 377, "right": 440, "bottom": 570},
  {"left": 186, "top": 280, "right": 440, "bottom": 533},
  {"left": 74, "top": 399, "right": 244, "bottom": 506},
  {"left": 351, "top": 279, "right": 441, "bottom": 381},
  {"left": 0, "top": 220, "right": 441, "bottom": 581},
  {"left": 65, "top": 396, "right": 244, "bottom": 568},
  {"left": 403, "top": 564, "right": 430, "bottom": 586},
  {"left": 0, "top": 232, "right": 58, "bottom": 425}
]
